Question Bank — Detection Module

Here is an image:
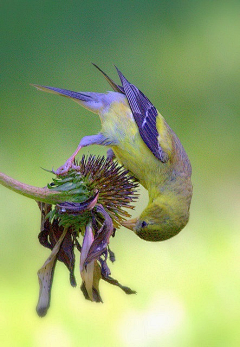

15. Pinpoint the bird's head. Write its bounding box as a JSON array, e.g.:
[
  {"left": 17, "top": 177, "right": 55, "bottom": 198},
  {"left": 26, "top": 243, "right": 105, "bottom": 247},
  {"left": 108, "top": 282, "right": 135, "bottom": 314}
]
[{"left": 122, "top": 197, "right": 190, "bottom": 242}]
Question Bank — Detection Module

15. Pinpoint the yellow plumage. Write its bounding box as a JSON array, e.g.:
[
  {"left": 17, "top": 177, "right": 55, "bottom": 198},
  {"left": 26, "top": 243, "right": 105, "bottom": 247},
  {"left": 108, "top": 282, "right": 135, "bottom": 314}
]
[{"left": 32, "top": 65, "right": 192, "bottom": 241}]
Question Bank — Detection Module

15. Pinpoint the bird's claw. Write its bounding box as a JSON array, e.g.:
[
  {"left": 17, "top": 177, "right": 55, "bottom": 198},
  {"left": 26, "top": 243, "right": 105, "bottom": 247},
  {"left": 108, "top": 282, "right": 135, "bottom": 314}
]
[
  {"left": 53, "top": 159, "right": 79, "bottom": 176},
  {"left": 106, "top": 148, "right": 115, "bottom": 161},
  {"left": 53, "top": 163, "right": 71, "bottom": 176}
]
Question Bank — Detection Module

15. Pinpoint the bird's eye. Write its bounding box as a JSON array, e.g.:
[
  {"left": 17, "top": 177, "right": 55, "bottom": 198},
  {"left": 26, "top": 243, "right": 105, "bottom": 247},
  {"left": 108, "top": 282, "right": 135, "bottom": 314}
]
[{"left": 141, "top": 221, "right": 147, "bottom": 228}]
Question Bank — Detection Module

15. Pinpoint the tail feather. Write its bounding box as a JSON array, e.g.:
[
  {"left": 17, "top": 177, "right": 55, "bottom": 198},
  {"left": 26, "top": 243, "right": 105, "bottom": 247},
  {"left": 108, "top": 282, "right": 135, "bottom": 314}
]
[
  {"left": 31, "top": 84, "right": 105, "bottom": 113},
  {"left": 31, "top": 84, "right": 92, "bottom": 102}
]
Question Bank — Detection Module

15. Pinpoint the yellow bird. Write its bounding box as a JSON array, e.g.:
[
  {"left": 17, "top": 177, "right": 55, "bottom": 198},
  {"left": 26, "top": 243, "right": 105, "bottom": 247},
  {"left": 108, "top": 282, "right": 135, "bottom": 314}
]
[{"left": 32, "top": 64, "right": 193, "bottom": 242}]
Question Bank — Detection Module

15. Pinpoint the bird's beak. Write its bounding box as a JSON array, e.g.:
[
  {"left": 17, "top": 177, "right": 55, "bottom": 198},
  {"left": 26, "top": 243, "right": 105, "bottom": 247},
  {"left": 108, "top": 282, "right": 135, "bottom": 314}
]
[{"left": 121, "top": 217, "right": 138, "bottom": 231}]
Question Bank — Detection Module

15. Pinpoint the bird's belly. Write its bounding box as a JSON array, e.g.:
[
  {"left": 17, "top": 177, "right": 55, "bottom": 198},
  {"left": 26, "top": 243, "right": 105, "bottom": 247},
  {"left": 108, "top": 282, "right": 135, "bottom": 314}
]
[{"left": 111, "top": 138, "right": 164, "bottom": 189}]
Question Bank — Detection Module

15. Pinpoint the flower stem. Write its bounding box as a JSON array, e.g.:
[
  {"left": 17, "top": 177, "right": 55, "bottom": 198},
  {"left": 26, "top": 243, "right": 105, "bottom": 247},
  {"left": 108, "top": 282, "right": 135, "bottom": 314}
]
[{"left": 0, "top": 172, "right": 67, "bottom": 204}]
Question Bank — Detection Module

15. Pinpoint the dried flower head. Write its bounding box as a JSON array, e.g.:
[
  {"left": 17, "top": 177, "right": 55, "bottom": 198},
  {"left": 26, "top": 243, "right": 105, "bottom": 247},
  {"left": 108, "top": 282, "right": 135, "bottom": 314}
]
[
  {"left": 37, "top": 155, "right": 138, "bottom": 316},
  {"left": 0, "top": 155, "right": 139, "bottom": 316},
  {"left": 48, "top": 155, "right": 138, "bottom": 229}
]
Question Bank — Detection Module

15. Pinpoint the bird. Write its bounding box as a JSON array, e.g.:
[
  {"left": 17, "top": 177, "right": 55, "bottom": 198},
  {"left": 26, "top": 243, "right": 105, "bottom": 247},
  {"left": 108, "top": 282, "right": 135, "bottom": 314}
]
[{"left": 32, "top": 64, "right": 193, "bottom": 242}]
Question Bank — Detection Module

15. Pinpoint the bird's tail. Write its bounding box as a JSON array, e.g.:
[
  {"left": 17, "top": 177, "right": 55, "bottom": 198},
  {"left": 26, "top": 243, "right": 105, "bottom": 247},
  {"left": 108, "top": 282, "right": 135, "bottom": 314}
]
[{"left": 31, "top": 84, "right": 104, "bottom": 114}]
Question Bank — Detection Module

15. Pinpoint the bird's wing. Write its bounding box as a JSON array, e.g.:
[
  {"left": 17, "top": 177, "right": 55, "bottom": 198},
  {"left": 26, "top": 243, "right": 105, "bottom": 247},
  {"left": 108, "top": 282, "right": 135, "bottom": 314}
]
[
  {"left": 116, "top": 67, "right": 169, "bottom": 163},
  {"left": 92, "top": 63, "right": 124, "bottom": 94}
]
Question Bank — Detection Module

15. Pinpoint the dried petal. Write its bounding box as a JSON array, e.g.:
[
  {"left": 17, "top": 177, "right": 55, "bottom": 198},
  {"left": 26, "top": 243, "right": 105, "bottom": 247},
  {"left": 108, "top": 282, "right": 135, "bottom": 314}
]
[
  {"left": 84, "top": 205, "right": 113, "bottom": 266},
  {"left": 55, "top": 229, "right": 76, "bottom": 287},
  {"left": 40, "top": 218, "right": 75, "bottom": 287},
  {"left": 108, "top": 246, "right": 116, "bottom": 263},
  {"left": 56, "top": 190, "right": 99, "bottom": 214},
  {"left": 102, "top": 275, "right": 136, "bottom": 295},
  {"left": 80, "top": 260, "right": 102, "bottom": 303},
  {"left": 36, "top": 227, "right": 68, "bottom": 317},
  {"left": 38, "top": 228, "right": 51, "bottom": 249},
  {"left": 37, "top": 202, "right": 52, "bottom": 249},
  {"left": 80, "top": 222, "right": 95, "bottom": 301}
]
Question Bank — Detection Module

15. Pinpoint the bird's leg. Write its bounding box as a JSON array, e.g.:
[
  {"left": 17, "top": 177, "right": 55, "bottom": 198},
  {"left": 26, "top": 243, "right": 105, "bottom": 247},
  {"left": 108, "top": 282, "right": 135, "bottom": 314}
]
[
  {"left": 54, "top": 133, "right": 113, "bottom": 175},
  {"left": 53, "top": 146, "right": 82, "bottom": 175},
  {"left": 106, "top": 148, "right": 116, "bottom": 161}
]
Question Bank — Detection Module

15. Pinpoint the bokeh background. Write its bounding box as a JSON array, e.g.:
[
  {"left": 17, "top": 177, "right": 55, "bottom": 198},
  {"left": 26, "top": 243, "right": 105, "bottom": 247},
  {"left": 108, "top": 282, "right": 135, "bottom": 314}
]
[{"left": 1, "top": 1, "right": 240, "bottom": 346}]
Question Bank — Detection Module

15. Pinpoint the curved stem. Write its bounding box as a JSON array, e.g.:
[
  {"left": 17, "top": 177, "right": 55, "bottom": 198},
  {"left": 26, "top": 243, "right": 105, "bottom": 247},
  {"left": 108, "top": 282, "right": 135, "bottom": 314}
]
[{"left": 0, "top": 172, "right": 66, "bottom": 204}]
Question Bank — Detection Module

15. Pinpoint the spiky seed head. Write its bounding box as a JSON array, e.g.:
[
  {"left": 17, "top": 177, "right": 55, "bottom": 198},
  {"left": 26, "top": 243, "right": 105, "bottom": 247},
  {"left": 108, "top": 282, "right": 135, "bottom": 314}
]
[{"left": 49, "top": 155, "right": 138, "bottom": 228}]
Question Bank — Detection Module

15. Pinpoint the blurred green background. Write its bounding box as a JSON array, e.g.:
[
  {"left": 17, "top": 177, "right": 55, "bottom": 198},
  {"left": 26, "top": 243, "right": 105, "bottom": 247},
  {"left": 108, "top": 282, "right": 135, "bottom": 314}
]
[{"left": 1, "top": 1, "right": 240, "bottom": 346}]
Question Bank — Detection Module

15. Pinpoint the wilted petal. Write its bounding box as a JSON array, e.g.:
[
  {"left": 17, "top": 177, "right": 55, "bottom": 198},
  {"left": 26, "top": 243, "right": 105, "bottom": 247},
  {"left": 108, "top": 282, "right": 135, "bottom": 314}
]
[
  {"left": 56, "top": 190, "right": 99, "bottom": 214},
  {"left": 36, "top": 227, "right": 68, "bottom": 317},
  {"left": 38, "top": 228, "right": 51, "bottom": 249},
  {"left": 84, "top": 204, "right": 113, "bottom": 265},
  {"left": 38, "top": 204, "right": 77, "bottom": 287},
  {"left": 108, "top": 246, "right": 116, "bottom": 262},
  {"left": 56, "top": 230, "right": 76, "bottom": 287},
  {"left": 99, "top": 254, "right": 111, "bottom": 277},
  {"left": 80, "top": 260, "right": 102, "bottom": 302},
  {"left": 102, "top": 274, "right": 136, "bottom": 295},
  {"left": 37, "top": 202, "right": 52, "bottom": 249},
  {"left": 80, "top": 222, "right": 95, "bottom": 301},
  {"left": 49, "top": 220, "right": 76, "bottom": 287}
]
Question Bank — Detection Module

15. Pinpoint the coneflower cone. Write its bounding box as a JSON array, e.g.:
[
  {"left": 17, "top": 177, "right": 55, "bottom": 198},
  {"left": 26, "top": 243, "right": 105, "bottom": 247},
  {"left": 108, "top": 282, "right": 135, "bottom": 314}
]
[{"left": 49, "top": 155, "right": 139, "bottom": 229}]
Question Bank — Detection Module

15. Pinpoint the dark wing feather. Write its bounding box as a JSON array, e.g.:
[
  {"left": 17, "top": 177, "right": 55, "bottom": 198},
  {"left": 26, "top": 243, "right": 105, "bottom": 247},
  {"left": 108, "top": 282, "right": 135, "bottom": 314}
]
[
  {"left": 92, "top": 63, "right": 124, "bottom": 94},
  {"left": 115, "top": 67, "right": 169, "bottom": 163}
]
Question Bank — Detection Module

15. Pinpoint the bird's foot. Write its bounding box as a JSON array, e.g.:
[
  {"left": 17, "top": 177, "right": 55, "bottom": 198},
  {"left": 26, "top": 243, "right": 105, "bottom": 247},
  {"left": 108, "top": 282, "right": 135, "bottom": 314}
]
[
  {"left": 106, "top": 148, "right": 116, "bottom": 161},
  {"left": 53, "top": 158, "right": 80, "bottom": 176}
]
